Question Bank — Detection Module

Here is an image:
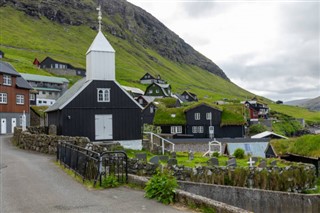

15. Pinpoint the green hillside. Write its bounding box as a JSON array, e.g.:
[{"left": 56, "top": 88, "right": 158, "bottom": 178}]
[
  {"left": 0, "top": 6, "right": 251, "bottom": 99},
  {"left": 1, "top": 4, "right": 319, "bottom": 123}
]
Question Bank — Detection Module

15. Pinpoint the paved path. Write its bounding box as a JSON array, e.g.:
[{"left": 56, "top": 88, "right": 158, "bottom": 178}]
[{"left": 0, "top": 135, "right": 190, "bottom": 213}]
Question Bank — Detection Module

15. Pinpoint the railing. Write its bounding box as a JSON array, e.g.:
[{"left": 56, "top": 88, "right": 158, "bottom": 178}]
[
  {"left": 57, "top": 141, "right": 128, "bottom": 186},
  {"left": 144, "top": 132, "right": 175, "bottom": 154}
]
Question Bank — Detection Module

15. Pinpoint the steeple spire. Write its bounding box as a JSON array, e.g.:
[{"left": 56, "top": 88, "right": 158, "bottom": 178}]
[{"left": 97, "top": 5, "right": 102, "bottom": 32}]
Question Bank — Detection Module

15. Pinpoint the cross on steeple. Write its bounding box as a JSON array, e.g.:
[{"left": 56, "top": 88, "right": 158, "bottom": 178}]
[{"left": 97, "top": 5, "right": 102, "bottom": 31}]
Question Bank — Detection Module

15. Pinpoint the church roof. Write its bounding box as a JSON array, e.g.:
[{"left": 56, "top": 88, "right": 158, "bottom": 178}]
[{"left": 86, "top": 31, "right": 115, "bottom": 54}]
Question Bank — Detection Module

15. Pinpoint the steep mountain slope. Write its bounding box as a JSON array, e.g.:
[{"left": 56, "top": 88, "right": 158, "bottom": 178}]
[
  {"left": 1, "top": 0, "right": 227, "bottom": 80},
  {"left": 0, "top": 0, "right": 252, "bottom": 101}
]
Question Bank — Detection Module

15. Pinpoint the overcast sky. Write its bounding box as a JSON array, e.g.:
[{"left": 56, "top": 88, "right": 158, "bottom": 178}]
[{"left": 127, "top": 0, "right": 319, "bottom": 102}]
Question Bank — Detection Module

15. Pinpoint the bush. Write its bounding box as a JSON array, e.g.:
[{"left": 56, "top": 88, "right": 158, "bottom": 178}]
[
  {"left": 101, "top": 175, "right": 119, "bottom": 188},
  {"left": 233, "top": 148, "right": 245, "bottom": 159},
  {"left": 211, "top": 151, "right": 220, "bottom": 157},
  {"left": 145, "top": 170, "right": 178, "bottom": 204},
  {"left": 249, "top": 124, "right": 268, "bottom": 135}
]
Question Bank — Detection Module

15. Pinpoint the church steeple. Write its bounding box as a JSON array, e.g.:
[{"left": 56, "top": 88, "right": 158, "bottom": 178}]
[{"left": 86, "top": 5, "right": 115, "bottom": 81}]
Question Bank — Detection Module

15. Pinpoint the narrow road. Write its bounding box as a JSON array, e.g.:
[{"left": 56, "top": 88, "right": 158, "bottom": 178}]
[{"left": 0, "top": 135, "right": 189, "bottom": 213}]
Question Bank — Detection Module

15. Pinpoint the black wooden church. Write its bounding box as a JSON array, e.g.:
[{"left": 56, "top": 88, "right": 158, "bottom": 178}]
[{"left": 46, "top": 26, "right": 142, "bottom": 142}]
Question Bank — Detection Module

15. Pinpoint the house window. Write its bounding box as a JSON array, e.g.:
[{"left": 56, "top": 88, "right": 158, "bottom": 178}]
[
  {"left": 185, "top": 95, "right": 189, "bottom": 99},
  {"left": 195, "top": 113, "right": 200, "bottom": 120},
  {"left": 16, "top": 94, "right": 24, "bottom": 105},
  {"left": 192, "top": 126, "right": 204, "bottom": 133},
  {"left": 171, "top": 126, "right": 182, "bottom": 134},
  {"left": 206, "top": 112, "right": 212, "bottom": 120},
  {"left": 150, "top": 106, "right": 154, "bottom": 113},
  {"left": 0, "top": 93, "right": 7, "bottom": 104},
  {"left": 3, "top": 75, "right": 12, "bottom": 86},
  {"left": 148, "top": 89, "right": 153, "bottom": 94},
  {"left": 156, "top": 89, "right": 159, "bottom": 94},
  {"left": 30, "top": 94, "right": 35, "bottom": 101},
  {"left": 97, "top": 88, "right": 110, "bottom": 102}
]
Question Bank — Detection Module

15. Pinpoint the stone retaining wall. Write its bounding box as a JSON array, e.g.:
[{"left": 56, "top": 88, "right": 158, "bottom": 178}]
[
  {"left": 127, "top": 158, "right": 316, "bottom": 193},
  {"left": 178, "top": 181, "right": 320, "bottom": 213},
  {"left": 128, "top": 174, "right": 251, "bottom": 213},
  {"left": 13, "top": 128, "right": 90, "bottom": 154}
]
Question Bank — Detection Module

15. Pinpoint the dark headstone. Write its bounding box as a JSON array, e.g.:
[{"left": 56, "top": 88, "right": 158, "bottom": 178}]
[
  {"left": 252, "top": 157, "right": 258, "bottom": 163},
  {"left": 167, "top": 158, "right": 177, "bottom": 166},
  {"left": 149, "top": 156, "right": 159, "bottom": 164},
  {"left": 135, "top": 153, "right": 147, "bottom": 162},
  {"left": 270, "top": 160, "right": 277, "bottom": 166},
  {"left": 207, "top": 157, "right": 219, "bottom": 166},
  {"left": 159, "top": 155, "right": 169, "bottom": 162},
  {"left": 188, "top": 150, "right": 194, "bottom": 161},
  {"left": 171, "top": 151, "right": 177, "bottom": 159},
  {"left": 258, "top": 160, "right": 267, "bottom": 168},
  {"left": 227, "top": 158, "right": 237, "bottom": 167}
]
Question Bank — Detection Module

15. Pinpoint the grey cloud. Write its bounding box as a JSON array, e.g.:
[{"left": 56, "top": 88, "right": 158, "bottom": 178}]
[{"left": 181, "top": 1, "right": 232, "bottom": 18}]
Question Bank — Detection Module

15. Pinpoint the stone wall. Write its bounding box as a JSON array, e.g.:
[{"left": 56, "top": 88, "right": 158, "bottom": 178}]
[
  {"left": 178, "top": 181, "right": 320, "bottom": 213},
  {"left": 128, "top": 174, "right": 251, "bottom": 213},
  {"left": 127, "top": 158, "right": 316, "bottom": 193},
  {"left": 13, "top": 127, "right": 90, "bottom": 154}
]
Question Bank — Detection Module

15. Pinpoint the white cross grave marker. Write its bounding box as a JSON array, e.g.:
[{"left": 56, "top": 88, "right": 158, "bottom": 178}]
[{"left": 247, "top": 157, "right": 255, "bottom": 167}]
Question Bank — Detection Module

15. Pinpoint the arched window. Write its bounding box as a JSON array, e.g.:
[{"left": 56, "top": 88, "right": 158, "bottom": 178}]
[{"left": 97, "top": 88, "right": 110, "bottom": 102}]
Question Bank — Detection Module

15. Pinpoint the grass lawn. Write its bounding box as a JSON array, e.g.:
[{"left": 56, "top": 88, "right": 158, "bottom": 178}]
[{"left": 124, "top": 149, "right": 290, "bottom": 168}]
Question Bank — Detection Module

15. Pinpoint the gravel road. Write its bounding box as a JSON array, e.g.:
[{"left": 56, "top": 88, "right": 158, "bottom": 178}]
[{"left": 0, "top": 135, "right": 189, "bottom": 213}]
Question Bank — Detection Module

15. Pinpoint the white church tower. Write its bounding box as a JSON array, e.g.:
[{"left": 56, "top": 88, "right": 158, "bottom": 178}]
[{"left": 86, "top": 5, "right": 115, "bottom": 81}]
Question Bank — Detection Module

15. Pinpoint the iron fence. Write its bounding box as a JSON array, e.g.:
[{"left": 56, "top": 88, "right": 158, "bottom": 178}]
[{"left": 57, "top": 141, "right": 128, "bottom": 186}]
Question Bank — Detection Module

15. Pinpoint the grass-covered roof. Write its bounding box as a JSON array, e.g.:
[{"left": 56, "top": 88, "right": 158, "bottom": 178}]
[
  {"left": 271, "top": 135, "right": 320, "bottom": 158},
  {"left": 221, "top": 104, "right": 247, "bottom": 126},
  {"left": 154, "top": 97, "right": 178, "bottom": 108},
  {"left": 153, "top": 108, "right": 186, "bottom": 125},
  {"left": 31, "top": 106, "right": 48, "bottom": 118}
]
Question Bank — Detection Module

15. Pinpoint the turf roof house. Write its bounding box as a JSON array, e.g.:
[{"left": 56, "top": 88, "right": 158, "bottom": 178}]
[
  {"left": 153, "top": 103, "right": 245, "bottom": 138},
  {"left": 144, "top": 82, "right": 171, "bottom": 97},
  {"left": 181, "top": 91, "right": 198, "bottom": 102},
  {"left": 39, "top": 56, "right": 86, "bottom": 77},
  {"left": 46, "top": 29, "right": 143, "bottom": 143}
]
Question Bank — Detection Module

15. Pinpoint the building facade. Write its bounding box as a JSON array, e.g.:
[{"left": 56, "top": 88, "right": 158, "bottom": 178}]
[
  {"left": 0, "top": 61, "right": 32, "bottom": 134},
  {"left": 46, "top": 30, "right": 143, "bottom": 143}
]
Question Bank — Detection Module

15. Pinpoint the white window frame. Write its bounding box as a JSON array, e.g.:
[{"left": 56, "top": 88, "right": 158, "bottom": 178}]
[
  {"left": 171, "top": 126, "right": 182, "bottom": 134},
  {"left": 206, "top": 112, "right": 212, "bottom": 120},
  {"left": 150, "top": 106, "right": 154, "bottom": 113},
  {"left": 30, "top": 94, "right": 35, "bottom": 101},
  {"left": 139, "top": 99, "right": 143, "bottom": 104},
  {"left": 195, "top": 112, "right": 200, "bottom": 120},
  {"left": 156, "top": 89, "right": 159, "bottom": 94},
  {"left": 192, "top": 126, "right": 204, "bottom": 133},
  {"left": 0, "top": 93, "right": 7, "bottom": 104},
  {"left": 97, "top": 88, "right": 110, "bottom": 102},
  {"left": 148, "top": 89, "right": 153, "bottom": 94},
  {"left": 3, "top": 75, "right": 12, "bottom": 86},
  {"left": 16, "top": 94, "right": 24, "bottom": 105}
]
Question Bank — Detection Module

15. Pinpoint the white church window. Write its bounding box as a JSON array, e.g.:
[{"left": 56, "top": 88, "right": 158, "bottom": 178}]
[{"left": 97, "top": 88, "right": 110, "bottom": 102}]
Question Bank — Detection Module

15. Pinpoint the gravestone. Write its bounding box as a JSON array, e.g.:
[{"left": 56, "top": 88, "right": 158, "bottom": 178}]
[
  {"left": 171, "top": 151, "right": 177, "bottom": 159},
  {"left": 188, "top": 150, "right": 194, "bottom": 161},
  {"left": 247, "top": 157, "right": 256, "bottom": 167},
  {"left": 227, "top": 158, "right": 237, "bottom": 167},
  {"left": 207, "top": 157, "right": 219, "bottom": 167},
  {"left": 258, "top": 160, "right": 267, "bottom": 168},
  {"left": 149, "top": 156, "right": 159, "bottom": 164},
  {"left": 252, "top": 157, "right": 258, "bottom": 163},
  {"left": 167, "top": 158, "right": 177, "bottom": 166},
  {"left": 270, "top": 160, "right": 277, "bottom": 166},
  {"left": 135, "top": 153, "right": 147, "bottom": 162},
  {"left": 159, "top": 155, "right": 169, "bottom": 162}
]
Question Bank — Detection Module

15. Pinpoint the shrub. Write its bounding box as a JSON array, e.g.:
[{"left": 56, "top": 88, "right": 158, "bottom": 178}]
[
  {"left": 249, "top": 124, "right": 268, "bottom": 135},
  {"left": 211, "top": 151, "right": 220, "bottom": 157},
  {"left": 233, "top": 148, "right": 245, "bottom": 159},
  {"left": 144, "top": 170, "right": 178, "bottom": 204},
  {"left": 101, "top": 175, "right": 119, "bottom": 188}
]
